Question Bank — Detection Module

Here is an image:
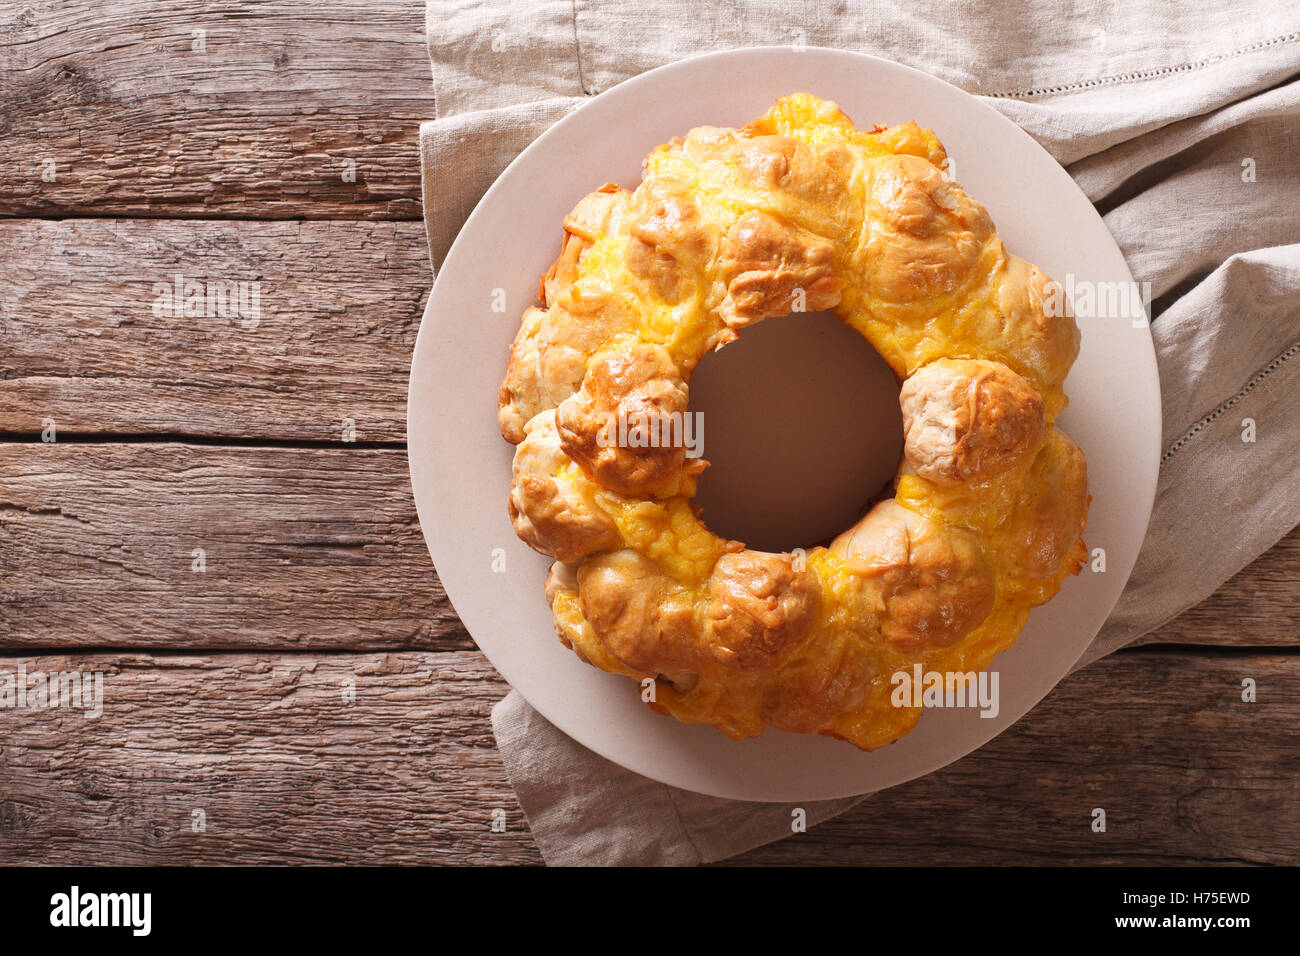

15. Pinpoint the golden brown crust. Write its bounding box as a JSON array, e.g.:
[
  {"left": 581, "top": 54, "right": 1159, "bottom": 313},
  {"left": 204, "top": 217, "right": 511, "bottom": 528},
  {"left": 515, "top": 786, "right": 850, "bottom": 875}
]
[
  {"left": 757, "top": 637, "right": 877, "bottom": 735},
  {"left": 860, "top": 154, "right": 994, "bottom": 305},
  {"left": 1010, "top": 428, "right": 1090, "bottom": 580},
  {"left": 508, "top": 410, "right": 620, "bottom": 562},
  {"left": 623, "top": 179, "right": 717, "bottom": 304},
  {"left": 831, "top": 501, "right": 995, "bottom": 649},
  {"left": 496, "top": 93, "right": 1089, "bottom": 751},
  {"left": 702, "top": 550, "right": 821, "bottom": 670},
  {"left": 542, "top": 183, "right": 629, "bottom": 305},
  {"left": 555, "top": 341, "right": 705, "bottom": 498},
  {"left": 498, "top": 186, "right": 636, "bottom": 444},
  {"left": 986, "top": 255, "right": 1082, "bottom": 418},
  {"left": 900, "top": 358, "right": 1046, "bottom": 485},
  {"left": 716, "top": 210, "right": 845, "bottom": 327},
  {"left": 577, "top": 550, "right": 703, "bottom": 676}
]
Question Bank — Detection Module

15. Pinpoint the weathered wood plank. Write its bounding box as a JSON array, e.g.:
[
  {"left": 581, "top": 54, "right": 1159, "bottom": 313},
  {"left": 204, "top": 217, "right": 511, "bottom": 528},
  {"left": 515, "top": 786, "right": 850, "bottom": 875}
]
[
  {"left": 1137, "top": 525, "right": 1299, "bottom": 648},
  {"left": 0, "top": 651, "right": 540, "bottom": 864},
  {"left": 0, "top": 443, "right": 470, "bottom": 650},
  {"left": 0, "top": 443, "right": 1294, "bottom": 651},
  {"left": 0, "top": 1, "right": 433, "bottom": 219},
  {"left": 733, "top": 648, "right": 1300, "bottom": 866},
  {"left": 0, "top": 218, "right": 429, "bottom": 441},
  {"left": 0, "top": 648, "right": 1292, "bottom": 865}
]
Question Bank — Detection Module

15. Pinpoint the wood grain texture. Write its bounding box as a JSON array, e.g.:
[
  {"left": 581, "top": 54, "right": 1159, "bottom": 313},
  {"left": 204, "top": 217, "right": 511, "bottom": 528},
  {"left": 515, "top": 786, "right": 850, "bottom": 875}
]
[
  {"left": 0, "top": 0, "right": 1294, "bottom": 871},
  {"left": 0, "top": 443, "right": 1294, "bottom": 651},
  {"left": 0, "top": 1, "right": 433, "bottom": 219},
  {"left": 732, "top": 647, "right": 1300, "bottom": 866},
  {"left": 0, "top": 443, "right": 471, "bottom": 650},
  {"left": 0, "top": 651, "right": 540, "bottom": 864},
  {"left": 0, "top": 218, "right": 430, "bottom": 442},
  {"left": 0, "top": 648, "right": 1292, "bottom": 865}
]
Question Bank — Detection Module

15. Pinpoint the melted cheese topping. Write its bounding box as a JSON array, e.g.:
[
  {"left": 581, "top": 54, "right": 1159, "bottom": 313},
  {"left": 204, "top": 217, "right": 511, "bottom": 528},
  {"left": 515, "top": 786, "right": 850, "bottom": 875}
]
[{"left": 501, "top": 93, "right": 1087, "bottom": 750}]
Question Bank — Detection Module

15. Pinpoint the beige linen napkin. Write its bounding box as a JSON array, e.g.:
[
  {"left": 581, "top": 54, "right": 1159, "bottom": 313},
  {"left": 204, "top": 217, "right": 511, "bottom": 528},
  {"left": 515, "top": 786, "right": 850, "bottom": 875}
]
[{"left": 419, "top": 1, "right": 1300, "bottom": 865}]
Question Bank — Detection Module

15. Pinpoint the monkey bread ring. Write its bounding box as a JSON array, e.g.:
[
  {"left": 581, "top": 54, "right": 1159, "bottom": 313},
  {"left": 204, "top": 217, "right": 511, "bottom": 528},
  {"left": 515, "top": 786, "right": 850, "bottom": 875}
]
[{"left": 498, "top": 94, "right": 1088, "bottom": 750}]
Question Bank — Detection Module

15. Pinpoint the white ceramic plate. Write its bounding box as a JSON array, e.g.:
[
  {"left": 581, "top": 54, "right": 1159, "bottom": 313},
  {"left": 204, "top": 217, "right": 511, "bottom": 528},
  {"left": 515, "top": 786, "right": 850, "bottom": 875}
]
[{"left": 407, "top": 47, "right": 1160, "bottom": 802}]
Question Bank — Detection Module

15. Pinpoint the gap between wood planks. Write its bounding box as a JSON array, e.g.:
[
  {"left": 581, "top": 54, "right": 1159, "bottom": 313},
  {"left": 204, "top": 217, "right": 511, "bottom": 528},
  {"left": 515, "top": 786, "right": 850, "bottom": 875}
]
[
  {"left": 0, "top": 433, "right": 406, "bottom": 449},
  {"left": 0, "top": 645, "right": 1293, "bottom": 659},
  {"left": 0, "top": 211, "right": 426, "bottom": 222}
]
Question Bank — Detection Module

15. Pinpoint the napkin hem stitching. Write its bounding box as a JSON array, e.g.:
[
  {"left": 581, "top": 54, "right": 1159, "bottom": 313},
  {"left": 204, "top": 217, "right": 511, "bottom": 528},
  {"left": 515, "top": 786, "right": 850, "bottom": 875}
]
[
  {"left": 1161, "top": 338, "right": 1300, "bottom": 465},
  {"left": 987, "top": 31, "right": 1299, "bottom": 99}
]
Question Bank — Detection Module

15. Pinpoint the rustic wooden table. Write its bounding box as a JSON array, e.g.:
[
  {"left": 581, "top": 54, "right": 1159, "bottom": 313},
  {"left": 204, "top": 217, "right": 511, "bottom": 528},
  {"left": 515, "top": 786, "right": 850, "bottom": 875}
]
[{"left": 1, "top": 2, "right": 1296, "bottom": 866}]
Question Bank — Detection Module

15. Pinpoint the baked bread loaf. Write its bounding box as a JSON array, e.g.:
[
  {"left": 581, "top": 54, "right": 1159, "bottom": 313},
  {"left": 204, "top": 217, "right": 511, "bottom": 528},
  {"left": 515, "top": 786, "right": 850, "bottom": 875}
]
[{"left": 499, "top": 93, "right": 1088, "bottom": 750}]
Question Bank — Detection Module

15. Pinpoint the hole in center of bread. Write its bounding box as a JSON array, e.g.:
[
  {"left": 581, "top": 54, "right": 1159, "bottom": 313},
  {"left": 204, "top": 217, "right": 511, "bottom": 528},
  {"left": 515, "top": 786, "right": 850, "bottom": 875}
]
[{"left": 688, "top": 310, "right": 903, "bottom": 554}]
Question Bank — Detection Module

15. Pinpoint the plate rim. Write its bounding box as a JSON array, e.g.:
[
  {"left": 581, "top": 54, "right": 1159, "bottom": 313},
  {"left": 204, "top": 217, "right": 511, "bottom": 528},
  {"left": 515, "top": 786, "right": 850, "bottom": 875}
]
[{"left": 407, "top": 45, "right": 1162, "bottom": 801}]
